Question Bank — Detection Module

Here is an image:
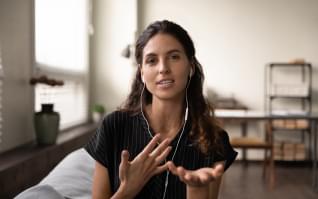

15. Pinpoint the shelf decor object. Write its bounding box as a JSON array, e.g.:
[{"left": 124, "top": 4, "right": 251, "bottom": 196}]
[
  {"left": 34, "top": 103, "right": 60, "bottom": 145},
  {"left": 30, "top": 75, "right": 64, "bottom": 145}
]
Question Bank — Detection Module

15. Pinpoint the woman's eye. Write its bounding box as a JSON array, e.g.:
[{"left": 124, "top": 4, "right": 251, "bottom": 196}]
[
  {"left": 146, "top": 58, "right": 157, "bottom": 65},
  {"left": 170, "top": 54, "right": 180, "bottom": 60}
]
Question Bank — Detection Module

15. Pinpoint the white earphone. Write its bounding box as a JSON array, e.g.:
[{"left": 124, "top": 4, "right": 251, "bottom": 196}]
[
  {"left": 141, "top": 75, "right": 145, "bottom": 83},
  {"left": 189, "top": 68, "right": 194, "bottom": 78}
]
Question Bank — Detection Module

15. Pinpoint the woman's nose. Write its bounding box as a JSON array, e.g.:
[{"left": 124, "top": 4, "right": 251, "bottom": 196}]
[{"left": 158, "top": 60, "right": 170, "bottom": 74}]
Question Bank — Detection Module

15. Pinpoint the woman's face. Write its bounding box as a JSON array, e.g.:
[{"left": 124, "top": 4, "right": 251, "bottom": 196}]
[{"left": 141, "top": 33, "right": 192, "bottom": 103}]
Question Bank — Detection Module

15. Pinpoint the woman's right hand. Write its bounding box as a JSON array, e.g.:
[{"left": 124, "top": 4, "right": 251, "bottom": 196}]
[{"left": 111, "top": 134, "right": 172, "bottom": 199}]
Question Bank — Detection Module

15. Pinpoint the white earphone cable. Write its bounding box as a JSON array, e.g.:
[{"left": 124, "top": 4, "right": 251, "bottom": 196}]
[{"left": 140, "top": 77, "right": 191, "bottom": 199}]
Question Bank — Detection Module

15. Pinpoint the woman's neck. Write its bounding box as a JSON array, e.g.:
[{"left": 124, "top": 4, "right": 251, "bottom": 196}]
[{"left": 145, "top": 100, "right": 185, "bottom": 141}]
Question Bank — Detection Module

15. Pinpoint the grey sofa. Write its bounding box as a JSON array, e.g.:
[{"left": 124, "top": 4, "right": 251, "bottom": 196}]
[{"left": 15, "top": 148, "right": 94, "bottom": 199}]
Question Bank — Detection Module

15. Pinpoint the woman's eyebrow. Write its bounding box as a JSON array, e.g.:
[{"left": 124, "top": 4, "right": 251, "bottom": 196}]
[
  {"left": 144, "top": 53, "right": 157, "bottom": 58},
  {"left": 144, "top": 49, "right": 182, "bottom": 58},
  {"left": 167, "top": 49, "right": 182, "bottom": 54}
]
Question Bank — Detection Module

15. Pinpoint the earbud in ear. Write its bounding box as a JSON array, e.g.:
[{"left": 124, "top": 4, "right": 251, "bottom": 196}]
[
  {"left": 141, "top": 75, "right": 145, "bottom": 83},
  {"left": 189, "top": 68, "right": 193, "bottom": 77}
]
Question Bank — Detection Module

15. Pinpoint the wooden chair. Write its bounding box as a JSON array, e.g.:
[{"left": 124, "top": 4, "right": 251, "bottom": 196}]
[{"left": 230, "top": 122, "right": 275, "bottom": 189}]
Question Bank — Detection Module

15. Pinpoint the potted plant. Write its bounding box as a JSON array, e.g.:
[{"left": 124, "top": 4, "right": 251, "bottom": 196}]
[
  {"left": 30, "top": 75, "right": 64, "bottom": 145},
  {"left": 92, "top": 104, "right": 105, "bottom": 123}
]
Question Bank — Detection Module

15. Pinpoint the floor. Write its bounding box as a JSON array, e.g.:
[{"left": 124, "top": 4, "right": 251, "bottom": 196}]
[{"left": 219, "top": 162, "right": 318, "bottom": 199}]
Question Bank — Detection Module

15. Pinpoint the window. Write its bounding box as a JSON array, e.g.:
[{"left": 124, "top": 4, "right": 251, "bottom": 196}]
[{"left": 35, "top": 0, "right": 91, "bottom": 129}]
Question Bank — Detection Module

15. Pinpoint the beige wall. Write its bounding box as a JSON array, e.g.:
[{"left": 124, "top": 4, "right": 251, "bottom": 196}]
[
  {"left": 136, "top": 0, "right": 318, "bottom": 160},
  {"left": 139, "top": 0, "right": 318, "bottom": 112},
  {"left": 0, "top": 0, "right": 34, "bottom": 152},
  {"left": 90, "top": 0, "right": 137, "bottom": 112},
  {"left": 90, "top": 1, "right": 318, "bottom": 159},
  {"left": 94, "top": 0, "right": 318, "bottom": 113}
]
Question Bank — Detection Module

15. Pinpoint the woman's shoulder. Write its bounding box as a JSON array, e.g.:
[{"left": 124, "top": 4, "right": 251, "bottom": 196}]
[
  {"left": 218, "top": 129, "right": 230, "bottom": 142},
  {"left": 215, "top": 128, "right": 238, "bottom": 170},
  {"left": 101, "top": 110, "right": 137, "bottom": 125},
  {"left": 216, "top": 129, "right": 234, "bottom": 150}
]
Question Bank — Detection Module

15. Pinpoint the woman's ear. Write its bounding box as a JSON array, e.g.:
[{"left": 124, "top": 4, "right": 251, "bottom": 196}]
[{"left": 189, "top": 59, "right": 195, "bottom": 77}]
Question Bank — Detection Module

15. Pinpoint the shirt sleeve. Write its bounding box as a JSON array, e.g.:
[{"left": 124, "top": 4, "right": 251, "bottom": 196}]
[
  {"left": 214, "top": 130, "right": 238, "bottom": 171},
  {"left": 84, "top": 113, "right": 115, "bottom": 168}
]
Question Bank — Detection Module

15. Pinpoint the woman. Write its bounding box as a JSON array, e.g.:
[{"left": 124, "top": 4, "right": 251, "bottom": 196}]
[{"left": 85, "top": 20, "right": 237, "bottom": 199}]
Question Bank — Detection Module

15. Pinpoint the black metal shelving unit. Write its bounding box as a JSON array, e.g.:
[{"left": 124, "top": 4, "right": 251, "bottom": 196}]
[{"left": 264, "top": 62, "right": 313, "bottom": 161}]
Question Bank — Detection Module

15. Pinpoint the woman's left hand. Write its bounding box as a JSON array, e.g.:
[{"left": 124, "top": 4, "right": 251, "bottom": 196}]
[{"left": 167, "top": 161, "right": 224, "bottom": 187}]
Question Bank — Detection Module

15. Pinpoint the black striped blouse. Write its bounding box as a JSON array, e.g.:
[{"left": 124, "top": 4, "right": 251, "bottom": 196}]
[{"left": 85, "top": 111, "right": 237, "bottom": 199}]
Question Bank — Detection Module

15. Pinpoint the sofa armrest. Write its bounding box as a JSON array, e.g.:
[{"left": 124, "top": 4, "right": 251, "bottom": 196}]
[{"left": 15, "top": 148, "right": 94, "bottom": 199}]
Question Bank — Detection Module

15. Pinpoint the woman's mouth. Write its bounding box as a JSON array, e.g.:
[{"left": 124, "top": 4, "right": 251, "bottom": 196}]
[{"left": 157, "top": 79, "right": 174, "bottom": 87}]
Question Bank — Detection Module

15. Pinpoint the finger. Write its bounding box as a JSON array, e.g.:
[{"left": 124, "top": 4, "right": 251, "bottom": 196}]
[
  {"left": 182, "top": 170, "right": 209, "bottom": 186},
  {"left": 140, "top": 134, "right": 161, "bottom": 159},
  {"left": 150, "top": 138, "right": 171, "bottom": 158},
  {"left": 176, "top": 166, "right": 188, "bottom": 182},
  {"left": 167, "top": 163, "right": 189, "bottom": 179},
  {"left": 153, "top": 162, "right": 169, "bottom": 175},
  {"left": 120, "top": 150, "right": 130, "bottom": 168},
  {"left": 213, "top": 164, "right": 225, "bottom": 177},
  {"left": 119, "top": 150, "right": 130, "bottom": 179},
  {"left": 184, "top": 170, "right": 201, "bottom": 183},
  {"left": 167, "top": 161, "right": 178, "bottom": 175},
  {"left": 155, "top": 146, "right": 172, "bottom": 165},
  {"left": 201, "top": 170, "right": 214, "bottom": 182},
  {"left": 168, "top": 161, "right": 187, "bottom": 181},
  {"left": 168, "top": 163, "right": 195, "bottom": 184},
  {"left": 195, "top": 169, "right": 213, "bottom": 183},
  {"left": 184, "top": 172, "right": 194, "bottom": 181},
  {"left": 192, "top": 167, "right": 223, "bottom": 185},
  {"left": 177, "top": 166, "right": 187, "bottom": 176},
  {"left": 203, "top": 164, "right": 224, "bottom": 179}
]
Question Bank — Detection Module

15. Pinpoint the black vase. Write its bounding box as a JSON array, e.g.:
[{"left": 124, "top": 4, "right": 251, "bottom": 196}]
[{"left": 34, "top": 104, "right": 60, "bottom": 145}]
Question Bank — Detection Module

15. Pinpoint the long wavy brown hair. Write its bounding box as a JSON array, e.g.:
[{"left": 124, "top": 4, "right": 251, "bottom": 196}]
[{"left": 121, "top": 20, "right": 222, "bottom": 154}]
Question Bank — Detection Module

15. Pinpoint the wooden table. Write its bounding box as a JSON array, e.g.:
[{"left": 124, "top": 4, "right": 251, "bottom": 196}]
[{"left": 215, "top": 110, "right": 318, "bottom": 191}]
